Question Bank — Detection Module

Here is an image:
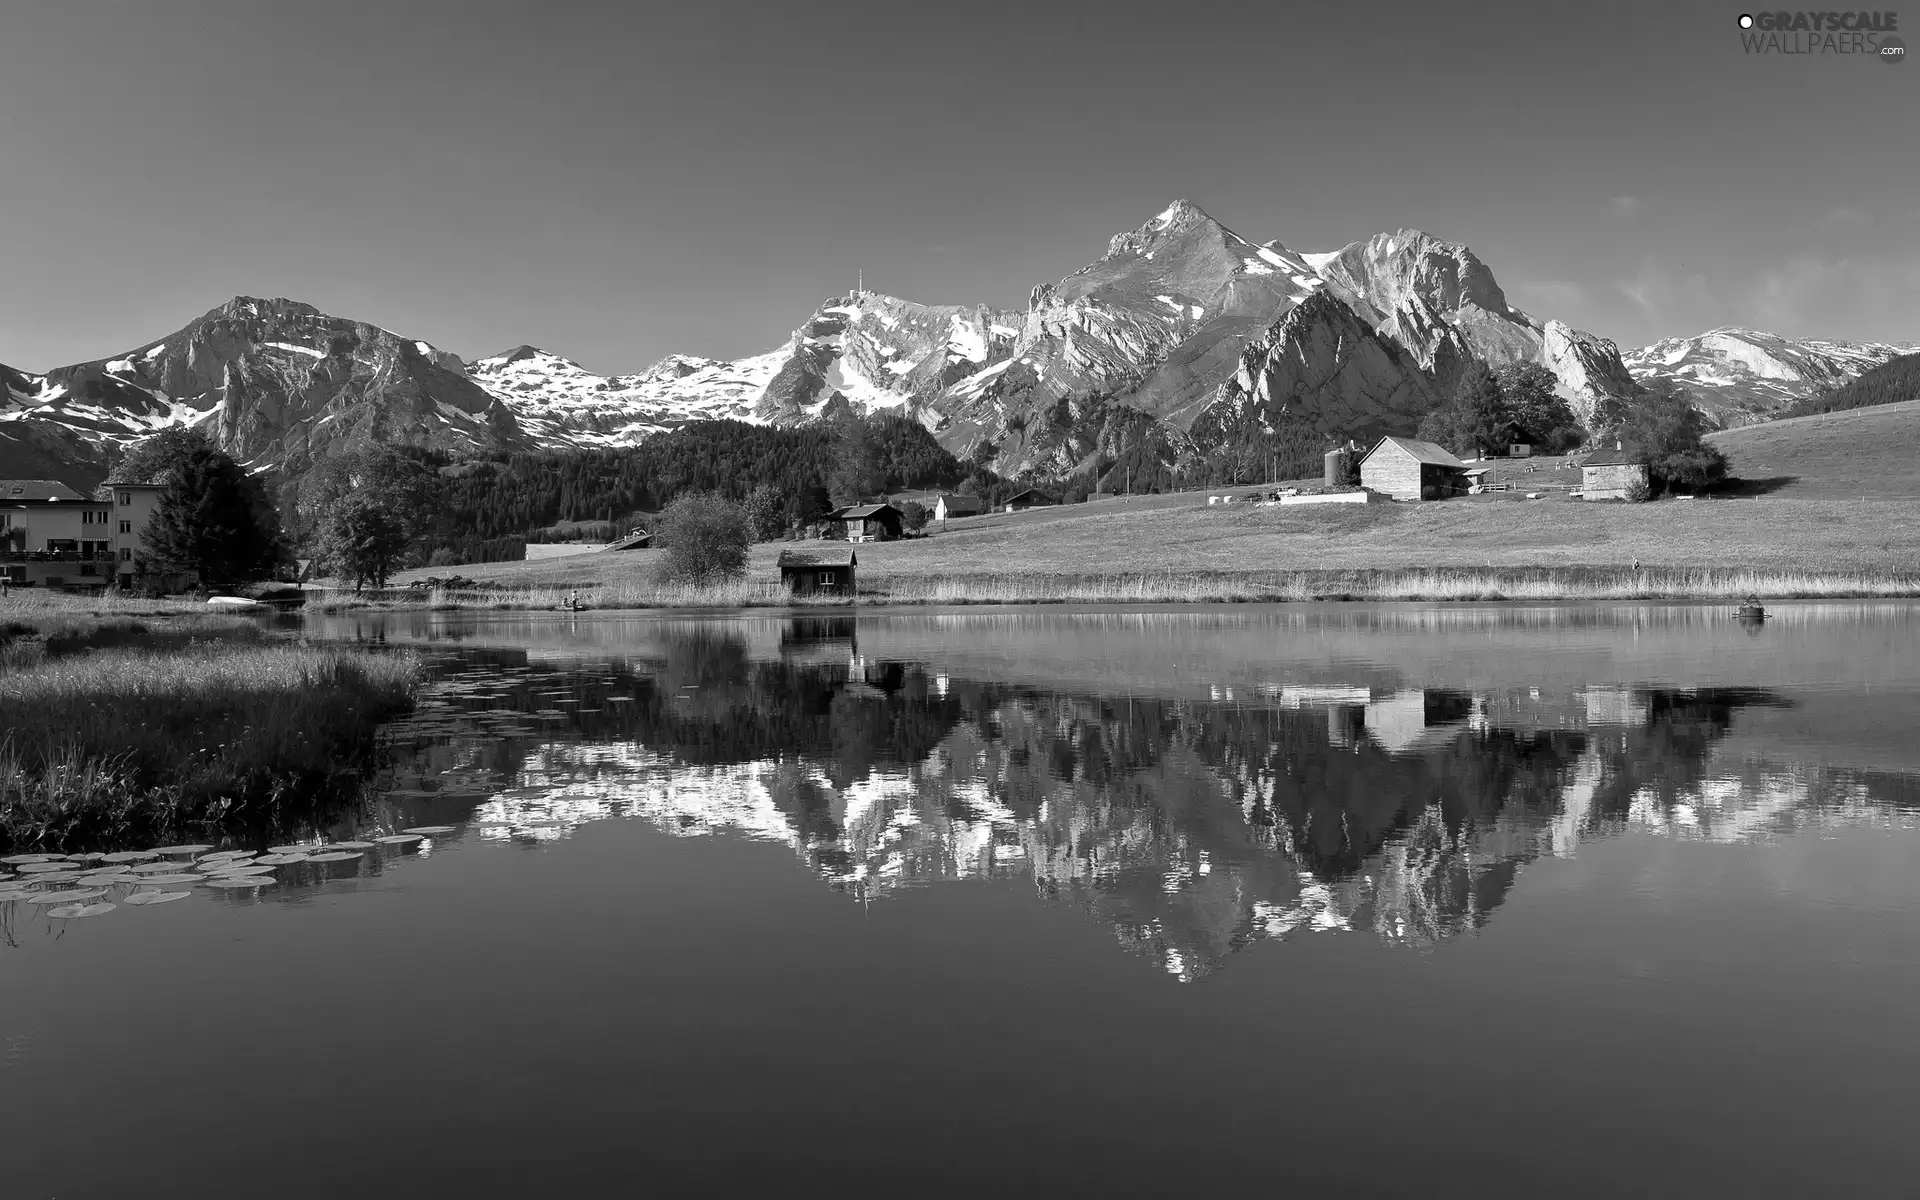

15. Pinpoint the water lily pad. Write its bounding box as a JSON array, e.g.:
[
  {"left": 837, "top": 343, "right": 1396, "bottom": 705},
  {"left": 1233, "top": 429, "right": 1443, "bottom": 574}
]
[
  {"left": 374, "top": 835, "right": 423, "bottom": 846},
  {"left": 28, "top": 888, "right": 108, "bottom": 904},
  {"left": 266, "top": 845, "right": 315, "bottom": 855},
  {"left": 67, "top": 852, "right": 107, "bottom": 864},
  {"left": 1, "top": 854, "right": 60, "bottom": 865},
  {"left": 203, "top": 877, "right": 277, "bottom": 889},
  {"left": 210, "top": 864, "right": 277, "bottom": 876},
  {"left": 124, "top": 890, "right": 190, "bottom": 906},
  {"left": 0, "top": 889, "right": 37, "bottom": 903},
  {"left": 129, "top": 862, "right": 189, "bottom": 874},
  {"left": 48, "top": 902, "right": 116, "bottom": 918},
  {"left": 304, "top": 852, "right": 364, "bottom": 863},
  {"left": 100, "top": 851, "right": 157, "bottom": 864},
  {"left": 148, "top": 844, "right": 213, "bottom": 856},
  {"left": 17, "top": 862, "right": 76, "bottom": 874},
  {"left": 132, "top": 874, "right": 202, "bottom": 887},
  {"left": 401, "top": 826, "right": 458, "bottom": 836},
  {"left": 79, "top": 873, "right": 142, "bottom": 885},
  {"left": 330, "top": 841, "right": 378, "bottom": 851},
  {"left": 199, "top": 850, "right": 253, "bottom": 861}
]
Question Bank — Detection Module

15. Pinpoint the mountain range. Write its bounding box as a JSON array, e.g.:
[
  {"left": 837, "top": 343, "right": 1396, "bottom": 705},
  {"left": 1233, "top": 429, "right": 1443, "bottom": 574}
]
[{"left": 3, "top": 200, "right": 1913, "bottom": 490}]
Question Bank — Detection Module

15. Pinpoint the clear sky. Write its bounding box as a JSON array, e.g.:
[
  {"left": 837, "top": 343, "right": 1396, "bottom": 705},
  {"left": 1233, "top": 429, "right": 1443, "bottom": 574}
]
[{"left": 1, "top": 0, "right": 1914, "bottom": 373}]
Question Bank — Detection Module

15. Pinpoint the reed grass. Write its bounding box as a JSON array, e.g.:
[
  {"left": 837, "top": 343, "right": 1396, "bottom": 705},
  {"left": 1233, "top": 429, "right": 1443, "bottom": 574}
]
[
  {"left": 312, "top": 565, "right": 1920, "bottom": 612},
  {"left": 0, "top": 633, "right": 421, "bottom": 851}
]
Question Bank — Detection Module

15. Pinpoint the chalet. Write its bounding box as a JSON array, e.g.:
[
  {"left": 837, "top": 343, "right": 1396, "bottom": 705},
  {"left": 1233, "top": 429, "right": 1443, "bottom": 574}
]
[
  {"left": 1578, "top": 448, "right": 1649, "bottom": 500},
  {"left": 1, "top": 480, "right": 115, "bottom": 590},
  {"left": 1003, "top": 488, "right": 1055, "bottom": 513},
  {"left": 933, "top": 493, "right": 985, "bottom": 521},
  {"left": 1358, "top": 437, "right": 1471, "bottom": 501},
  {"left": 604, "top": 526, "right": 653, "bottom": 551},
  {"left": 778, "top": 547, "right": 856, "bottom": 596},
  {"left": 832, "top": 503, "right": 903, "bottom": 543}
]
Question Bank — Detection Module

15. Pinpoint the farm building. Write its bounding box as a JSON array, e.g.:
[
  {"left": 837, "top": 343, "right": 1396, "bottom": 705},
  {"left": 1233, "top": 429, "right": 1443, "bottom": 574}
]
[
  {"left": 1578, "top": 449, "right": 1649, "bottom": 500},
  {"left": 1358, "top": 437, "right": 1471, "bottom": 501},
  {"left": 830, "top": 503, "right": 903, "bottom": 542},
  {"left": 933, "top": 493, "right": 985, "bottom": 521},
  {"left": 1003, "top": 488, "right": 1055, "bottom": 513},
  {"left": 777, "top": 548, "right": 856, "bottom": 596}
]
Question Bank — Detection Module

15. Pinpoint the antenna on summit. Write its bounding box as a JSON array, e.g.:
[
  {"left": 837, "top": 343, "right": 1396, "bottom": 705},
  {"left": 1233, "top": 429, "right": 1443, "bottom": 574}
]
[{"left": 857, "top": 268, "right": 863, "bottom": 295}]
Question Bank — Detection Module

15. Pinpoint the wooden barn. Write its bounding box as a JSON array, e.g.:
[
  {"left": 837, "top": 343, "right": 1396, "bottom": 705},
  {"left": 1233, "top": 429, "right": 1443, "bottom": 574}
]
[
  {"left": 1358, "top": 437, "right": 1471, "bottom": 501},
  {"left": 777, "top": 548, "right": 856, "bottom": 596},
  {"left": 1003, "top": 488, "right": 1055, "bottom": 513},
  {"left": 1578, "top": 448, "right": 1649, "bottom": 500},
  {"left": 832, "top": 503, "right": 903, "bottom": 543}
]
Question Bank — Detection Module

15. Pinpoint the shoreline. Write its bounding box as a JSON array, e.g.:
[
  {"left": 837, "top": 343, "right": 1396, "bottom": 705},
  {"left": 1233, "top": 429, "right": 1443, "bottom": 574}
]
[{"left": 311, "top": 565, "right": 1920, "bottom": 613}]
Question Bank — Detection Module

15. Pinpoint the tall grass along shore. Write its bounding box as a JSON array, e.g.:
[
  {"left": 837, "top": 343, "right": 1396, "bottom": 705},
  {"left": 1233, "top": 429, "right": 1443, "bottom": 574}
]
[
  {"left": 0, "top": 613, "right": 420, "bottom": 851},
  {"left": 315, "top": 564, "right": 1920, "bottom": 613}
]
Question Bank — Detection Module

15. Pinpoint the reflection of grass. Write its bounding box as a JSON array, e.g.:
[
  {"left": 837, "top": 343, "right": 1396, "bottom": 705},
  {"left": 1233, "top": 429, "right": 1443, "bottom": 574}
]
[
  {"left": 0, "top": 622, "right": 420, "bottom": 850},
  {"left": 320, "top": 564, "right": 1920, "bottom": 611}
]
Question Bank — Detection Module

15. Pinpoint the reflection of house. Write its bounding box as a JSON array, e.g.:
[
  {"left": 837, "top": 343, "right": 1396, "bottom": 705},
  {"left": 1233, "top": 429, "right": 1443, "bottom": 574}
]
[
  {"left": 1003, "top": 488, "right": 1054, "bottom": 513},
  {"left": 1, "top": 480, "right": 113, "bottom": 589},
  {"left": 831, "top": 503, "right": 903, "bottom": 542},
  {"left": 1359, "top": 437, "right": 1470, "bottom": 501},
  {"left": 1363, "top": 689, "right": 1471, "bottom": 755},
  {"left": 933, "top": 494, "right": 985, "bottom": 521},
  {"left": 778, "top": 548, "right": 856, "bottom": 595},
  {"left": 1578, "top": 448, "right": 1649, "bottom": 500}
]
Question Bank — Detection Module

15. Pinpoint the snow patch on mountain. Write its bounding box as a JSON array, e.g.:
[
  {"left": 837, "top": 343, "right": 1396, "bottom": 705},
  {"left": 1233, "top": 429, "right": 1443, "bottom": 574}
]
[{"left": 1622, "top": 327, "right": 1920, "bottom": 424}]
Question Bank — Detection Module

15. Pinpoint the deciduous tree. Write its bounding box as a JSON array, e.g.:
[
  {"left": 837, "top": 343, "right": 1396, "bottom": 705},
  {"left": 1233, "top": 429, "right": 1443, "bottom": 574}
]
[
  {"left": 322, "top": 496, "right": 410, "bottom": 591},
  {"left": 656, "top": 493, "right": 751, "bottom": 585}
]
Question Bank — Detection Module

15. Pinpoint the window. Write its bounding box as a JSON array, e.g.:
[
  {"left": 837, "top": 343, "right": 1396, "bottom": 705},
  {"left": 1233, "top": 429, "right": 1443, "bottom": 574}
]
[
  {"left": 119, "top": 520, "right": 131, "bottom": 534},
  {"left": 121, "top": 548, "right": 133, "bottom": 562},
  {"left": 817, "top": 571, "right": 838, "bottom": 589},
  {"left": 118, "top": 492, "right": 131, "bottom": 506}
]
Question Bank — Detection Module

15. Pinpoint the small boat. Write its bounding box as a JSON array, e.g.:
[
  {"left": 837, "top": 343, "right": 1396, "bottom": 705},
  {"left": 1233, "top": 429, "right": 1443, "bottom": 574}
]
[
  {"left": 206, "top": 595, "right": 266, "bottom": 610},
  {"left": 1737, "top": 599, "right": 1766, "bottom": 621}
]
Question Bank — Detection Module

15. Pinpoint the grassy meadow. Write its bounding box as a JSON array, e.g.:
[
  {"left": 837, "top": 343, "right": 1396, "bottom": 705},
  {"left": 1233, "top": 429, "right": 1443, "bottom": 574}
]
[
  {"left": 357, "top": 401, "right": 1920, "bottom": 607},
  {"left": 0, "top": 610, "right": 420, "bottom": 850}
]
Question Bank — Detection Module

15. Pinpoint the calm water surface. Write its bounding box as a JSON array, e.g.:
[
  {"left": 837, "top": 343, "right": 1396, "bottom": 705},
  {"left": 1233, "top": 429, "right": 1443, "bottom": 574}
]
[{"left": 6, "top": 603, "right": 1920, "bottom": 1197}]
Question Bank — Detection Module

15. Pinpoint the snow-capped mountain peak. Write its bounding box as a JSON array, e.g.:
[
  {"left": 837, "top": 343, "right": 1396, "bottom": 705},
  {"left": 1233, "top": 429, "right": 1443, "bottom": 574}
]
[{"left": 1622, "top": 327, "right": 1920, "bottom": 424}]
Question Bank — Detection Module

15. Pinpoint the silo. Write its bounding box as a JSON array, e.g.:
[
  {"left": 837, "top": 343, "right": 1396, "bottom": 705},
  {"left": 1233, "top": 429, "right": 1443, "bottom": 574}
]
[{"left": 1323, "top": 446, "right": 1350, "bottom": 487}]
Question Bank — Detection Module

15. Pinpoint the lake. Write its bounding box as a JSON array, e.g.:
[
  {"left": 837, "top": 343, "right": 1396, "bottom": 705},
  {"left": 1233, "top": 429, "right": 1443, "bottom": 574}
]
[{"left": 6, "top": 602, "right": 1920, "bottom": 1197}]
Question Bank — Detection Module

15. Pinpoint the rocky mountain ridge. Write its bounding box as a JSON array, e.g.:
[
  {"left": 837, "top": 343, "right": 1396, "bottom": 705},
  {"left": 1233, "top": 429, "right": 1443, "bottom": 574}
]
[{"left": 3, "top": 202, "right": 1910, "bottom": 489}]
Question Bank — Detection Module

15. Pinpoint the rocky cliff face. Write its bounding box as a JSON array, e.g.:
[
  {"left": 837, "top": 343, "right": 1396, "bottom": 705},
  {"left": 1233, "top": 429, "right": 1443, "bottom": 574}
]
[
  {"left": 1307, "top": 229, "right": 1641, "bottom": 416},
  {"left": 1622, "top": 328, "right": 1920, "bottom": 425}
]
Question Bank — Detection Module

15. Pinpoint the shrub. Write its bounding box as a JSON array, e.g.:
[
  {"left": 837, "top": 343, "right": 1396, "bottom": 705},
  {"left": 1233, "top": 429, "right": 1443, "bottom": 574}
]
[
  {"left": 656, "top": 493, "right": 751, "bottom": 585},
  {"left": 1625, "top": 478, "right": 1653, "bottom": 503}
]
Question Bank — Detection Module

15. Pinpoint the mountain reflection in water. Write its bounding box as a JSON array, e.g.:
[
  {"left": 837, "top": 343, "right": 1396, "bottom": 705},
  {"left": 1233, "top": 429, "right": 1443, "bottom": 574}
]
[{"left": 369, "top": 614, "right": 1920, "bottom": 982}]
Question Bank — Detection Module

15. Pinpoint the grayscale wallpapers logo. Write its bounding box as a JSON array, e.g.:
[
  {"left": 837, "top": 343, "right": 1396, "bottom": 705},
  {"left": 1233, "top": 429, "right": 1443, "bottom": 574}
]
[{"left": 1736, "top": 11, "right": 1905, "bottom": 60}]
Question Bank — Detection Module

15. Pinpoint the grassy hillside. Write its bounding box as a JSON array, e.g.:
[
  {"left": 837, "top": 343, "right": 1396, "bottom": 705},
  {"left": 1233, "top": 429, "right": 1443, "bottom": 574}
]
[
  {"left": 378, "top": 409, "right": 1920, "bottom": 599},
  {"left": 1708, "top": 398, "right": 1920, "bottom": 500}
]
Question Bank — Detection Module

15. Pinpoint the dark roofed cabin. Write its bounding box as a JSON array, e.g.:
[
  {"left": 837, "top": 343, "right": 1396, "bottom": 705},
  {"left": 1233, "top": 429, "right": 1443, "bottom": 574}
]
[
  {"left": 832, "top": 503, "right": 903, "bottom": 543},
  {"left": 1358, "top": 436, "right": 1471, "bottom": 501},
  {"left": 778, "top": 548, "right": 856, "bottom": 596},
  {"left": 1577, "top": 448, "right": 1650, "bottom": 500},
  {"left": 1003, "top": 488, "right": 1054, "bottom": 513}
]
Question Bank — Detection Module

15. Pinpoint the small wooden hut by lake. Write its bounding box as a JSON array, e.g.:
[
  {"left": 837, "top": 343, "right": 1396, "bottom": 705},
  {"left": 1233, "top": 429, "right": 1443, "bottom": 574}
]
[{"left": 778, "top": 547, "right": 857, "bottom": 596}]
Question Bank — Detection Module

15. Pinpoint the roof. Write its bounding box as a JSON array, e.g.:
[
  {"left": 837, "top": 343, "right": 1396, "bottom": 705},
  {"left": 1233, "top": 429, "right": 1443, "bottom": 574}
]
[
  {"left": 1005, "top": 488, "right": 1053, "bottom": 503},
  {"left": 1579, "top": 449, "right": 1642, "bottom": 467},
  {"left": 1461, "top": 467, "right": 1492, "bottom": 476},
  {"left": 936, "top": 494, "right": 985, "bottom": 512},
  {"left": 0, "top": 479, "right": 88, "bottom": 502},
  {"left": 1363, "top": 437, "right": 1468, "bottom": 470},
  {"left": 833, "top": 503, "right": 899, "bottom": 520},
  {"left": 777, "top": 548, "right": 858, "bottom": 569}
]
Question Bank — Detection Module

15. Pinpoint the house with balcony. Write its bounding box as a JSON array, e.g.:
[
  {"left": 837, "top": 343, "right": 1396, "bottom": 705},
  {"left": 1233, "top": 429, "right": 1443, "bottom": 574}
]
[{"left": 1, "top": 480, "right": 116, "bottom": 589}]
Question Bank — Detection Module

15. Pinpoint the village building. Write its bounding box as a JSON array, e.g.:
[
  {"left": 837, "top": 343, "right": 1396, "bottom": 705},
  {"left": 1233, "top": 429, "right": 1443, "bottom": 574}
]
[
  {"left": 1, "top": 480, "right": 114, "bottom": 590},
  {"left": 1578, "top": 448, "right": 1650, "bottom": 500},
  {"left": 102, "top": 480, "right": 170, "bottom": 589},
  {"left": 777, "top": 547, "right": 856, "bottom": 596},
  {"left": 1358, "top": 437, "right": 1471, "bottom": 501},
  {"left": 932, "top": 493, "right": 985, "bottom": 521},
  {"left": 1002, "top": 488, "right": 1055, "bottom": 513},
  {"left": 831, "top": 502, "right": 903, "bottom": 542}
]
